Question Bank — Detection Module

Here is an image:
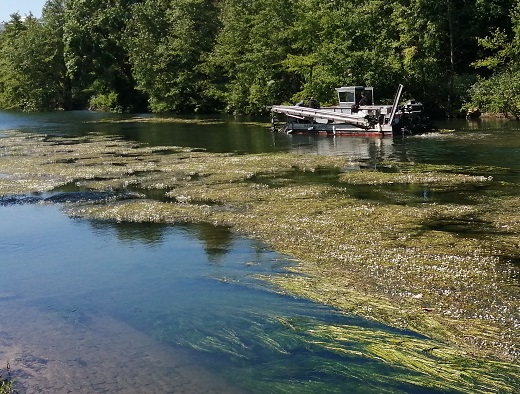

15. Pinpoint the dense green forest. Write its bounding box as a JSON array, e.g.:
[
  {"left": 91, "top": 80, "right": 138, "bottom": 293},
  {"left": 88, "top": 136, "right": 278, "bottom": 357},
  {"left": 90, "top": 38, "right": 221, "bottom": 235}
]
[{"left": 1, "top": 0, "right": 519, "bottom": 117}]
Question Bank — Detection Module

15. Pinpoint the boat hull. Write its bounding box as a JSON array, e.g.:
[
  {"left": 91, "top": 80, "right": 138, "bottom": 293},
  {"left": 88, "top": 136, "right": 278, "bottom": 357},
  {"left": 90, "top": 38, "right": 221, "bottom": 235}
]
[{"left": 285, "top": 122, "right": 393, "bottom": 136}]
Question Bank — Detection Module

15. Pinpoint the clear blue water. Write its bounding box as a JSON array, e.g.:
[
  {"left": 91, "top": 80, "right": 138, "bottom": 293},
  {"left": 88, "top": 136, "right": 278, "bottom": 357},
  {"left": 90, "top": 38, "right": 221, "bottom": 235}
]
[
  {"left": 1, "top": 204, "right": 445, "bottom": 393},
  {"left": 1, "top": 111, "right": 519, "bottom": 393}
]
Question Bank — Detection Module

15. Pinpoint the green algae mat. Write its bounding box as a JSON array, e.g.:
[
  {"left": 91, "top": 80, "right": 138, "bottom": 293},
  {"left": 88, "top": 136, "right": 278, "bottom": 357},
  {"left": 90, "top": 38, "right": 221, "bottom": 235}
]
[{"left": 1, "top": 130, "right": 519, "bottom": 392}]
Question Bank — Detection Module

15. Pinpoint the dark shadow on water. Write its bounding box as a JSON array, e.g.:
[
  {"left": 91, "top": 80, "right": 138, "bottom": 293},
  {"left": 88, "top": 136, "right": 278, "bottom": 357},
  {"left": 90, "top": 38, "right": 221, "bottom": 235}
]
[{"left": 422, "top": 214, "right": 511, "bottom": 237}]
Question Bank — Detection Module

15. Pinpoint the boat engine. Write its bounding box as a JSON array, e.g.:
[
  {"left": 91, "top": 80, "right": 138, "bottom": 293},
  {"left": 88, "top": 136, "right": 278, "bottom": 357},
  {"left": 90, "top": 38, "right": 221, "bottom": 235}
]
[{"left": 397, "top": 100, "right": 432, "bottom": 135}]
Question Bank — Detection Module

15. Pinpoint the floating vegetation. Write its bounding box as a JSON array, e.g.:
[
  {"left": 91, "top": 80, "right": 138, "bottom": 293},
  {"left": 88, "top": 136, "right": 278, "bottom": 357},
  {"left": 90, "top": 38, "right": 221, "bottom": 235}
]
[
  {"left": 89, "top": 116, "right": 225, "bottom": 125},
  {"left": 307, "top": 324, "right": 518, "bottom": 393},
  {"left": 377, "top": 160, "right": 510, "bottom": 177},
  {"left": 1, "top": 130, "right": 519, "bottom": 391},
  {"left": 90, "top": 116, "right": 271, "bottom": 129},
  {"left": 237, "top": 121, "right": 272, "bottom": 128},
  {"left": 338, "top": 168, "right": 493, "bottom": 185}
]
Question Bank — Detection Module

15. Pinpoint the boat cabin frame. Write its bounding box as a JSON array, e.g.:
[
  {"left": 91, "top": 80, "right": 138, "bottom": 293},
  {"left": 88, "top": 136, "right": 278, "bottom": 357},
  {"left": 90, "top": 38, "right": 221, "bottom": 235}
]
[{"left": 336, "top": 86, "right": 374, "bottom": 107}]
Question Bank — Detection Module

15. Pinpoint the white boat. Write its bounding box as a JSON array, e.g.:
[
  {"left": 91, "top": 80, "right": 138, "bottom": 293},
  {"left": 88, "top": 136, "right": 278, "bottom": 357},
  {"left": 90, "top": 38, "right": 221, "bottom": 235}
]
[{"left": 271, "top": 84, "right": 432, "bottom": 136}]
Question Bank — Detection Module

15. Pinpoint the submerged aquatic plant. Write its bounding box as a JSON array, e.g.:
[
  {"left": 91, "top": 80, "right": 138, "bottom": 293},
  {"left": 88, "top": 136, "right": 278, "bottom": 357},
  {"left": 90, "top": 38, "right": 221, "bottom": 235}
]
[
  {"left": 1, "top": 130, "right": 519, "bottom": 391},
  {"left": 0, "top": 363, "right": 16, "bottom": 394}
]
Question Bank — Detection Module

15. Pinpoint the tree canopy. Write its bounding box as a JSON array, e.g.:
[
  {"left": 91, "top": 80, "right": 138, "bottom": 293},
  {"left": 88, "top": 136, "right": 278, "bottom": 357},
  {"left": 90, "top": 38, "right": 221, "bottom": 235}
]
[{"left": 0, "top": 0, "right": 518, "bottom": 116}]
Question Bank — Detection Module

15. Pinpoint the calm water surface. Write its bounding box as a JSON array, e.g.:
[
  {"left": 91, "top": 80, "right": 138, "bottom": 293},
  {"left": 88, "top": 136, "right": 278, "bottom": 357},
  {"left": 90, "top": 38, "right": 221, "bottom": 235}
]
[{"left": 1, "top": 111, "right": 519, "bottom": 393}]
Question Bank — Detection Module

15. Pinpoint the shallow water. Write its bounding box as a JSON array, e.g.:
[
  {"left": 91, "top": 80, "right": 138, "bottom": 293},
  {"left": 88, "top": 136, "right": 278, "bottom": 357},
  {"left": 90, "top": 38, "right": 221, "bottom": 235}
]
[
  {"left": 1, "top": 111, "right": 519, "bottom": 393},
  {"left": 1, "top": 204, "right": 446, "bottom": 393}
]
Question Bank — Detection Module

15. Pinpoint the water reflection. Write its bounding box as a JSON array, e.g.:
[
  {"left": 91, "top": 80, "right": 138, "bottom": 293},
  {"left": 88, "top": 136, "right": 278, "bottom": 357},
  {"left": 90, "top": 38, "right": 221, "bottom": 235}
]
[
  {"left": 1, "top": 110, "right": 396, "bottom": 157},
  {"left": 191, "top": 223, "right": 235, "bottom": 262},
  {"left": 88, "top": 219, "right": 235, "bottom": 262},
  {"left": 286, "top": 134, "right": 395, "bottom": 159},
  {"left": 89, "top": 220, "right": 170, "bottom": 245},
  {"left": 390, "top": 121, "right": 520, "bottom": 173}
]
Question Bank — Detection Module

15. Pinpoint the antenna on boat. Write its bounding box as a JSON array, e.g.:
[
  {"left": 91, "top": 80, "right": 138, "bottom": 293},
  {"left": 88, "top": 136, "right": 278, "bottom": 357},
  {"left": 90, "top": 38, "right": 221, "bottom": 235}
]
[{"left": 388, "top": 84, "right": 404, "bottom": 126}]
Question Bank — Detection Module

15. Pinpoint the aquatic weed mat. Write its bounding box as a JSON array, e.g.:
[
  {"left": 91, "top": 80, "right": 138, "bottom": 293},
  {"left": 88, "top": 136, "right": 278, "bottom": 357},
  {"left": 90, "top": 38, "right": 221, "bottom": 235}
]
[
  {"left": 87, "top": 116, "right": 271, "bottom": 128},
  {"left": 88, "top": 116, "right": 226, "bottom": 125},
  {"left": 1, "top": 130, "right": 519, "bottom": 391}
]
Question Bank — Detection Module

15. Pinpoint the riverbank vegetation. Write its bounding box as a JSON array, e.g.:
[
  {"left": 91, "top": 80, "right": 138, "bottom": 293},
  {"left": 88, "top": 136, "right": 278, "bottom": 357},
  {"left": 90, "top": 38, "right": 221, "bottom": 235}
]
[
  {"left": 0, "top": 130, "right": 519, "bottom": 392},
  {"left": 1, "top": 0, "right": 520, "bottom": 117}
]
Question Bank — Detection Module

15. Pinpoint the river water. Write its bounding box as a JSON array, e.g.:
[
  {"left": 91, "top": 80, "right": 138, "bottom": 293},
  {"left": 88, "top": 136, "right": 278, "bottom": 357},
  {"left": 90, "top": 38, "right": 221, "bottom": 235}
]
[{"left": 0, "top": 111, "right": 519, "bottom": 393}]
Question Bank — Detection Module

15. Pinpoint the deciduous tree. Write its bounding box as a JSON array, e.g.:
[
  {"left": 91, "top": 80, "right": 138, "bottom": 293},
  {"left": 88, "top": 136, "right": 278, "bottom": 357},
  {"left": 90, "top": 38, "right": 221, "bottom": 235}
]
[
  {"left": 63, "top": 0, "right": 145, "bottom": 111},
  {"left": 0, "top": 5, "right": 69, "bottom": 111},
  {"left": 126, "top": 0, "right": 220, "bottom": 113}
]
